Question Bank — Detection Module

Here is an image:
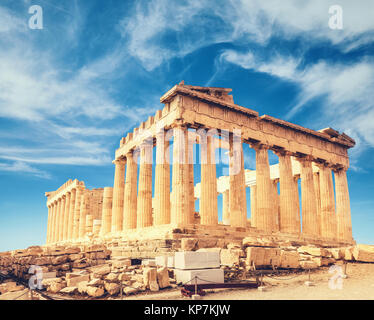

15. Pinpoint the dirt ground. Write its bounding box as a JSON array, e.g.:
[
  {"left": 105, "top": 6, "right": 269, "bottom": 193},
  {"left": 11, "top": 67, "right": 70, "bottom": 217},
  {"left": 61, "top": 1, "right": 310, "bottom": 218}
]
[
  {"left": 1, "top": 262, "right": 374, "bottom": 300},
  {"left": 124, "top": 262, "right": 374, "bottom": 300}
]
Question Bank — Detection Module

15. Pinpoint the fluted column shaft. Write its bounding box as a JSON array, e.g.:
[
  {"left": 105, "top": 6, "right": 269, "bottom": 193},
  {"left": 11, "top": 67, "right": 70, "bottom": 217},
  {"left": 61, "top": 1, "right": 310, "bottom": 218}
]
[
  {"left": 271, "top": 179, "right": 280, "bottom": 231},
  {"left": 313, "top": 172, "right": 322, "bottom": 236},
  {"left": 137, "top": 141, "right": 153, "bottom": 228},
  {"left": 63, "top": 192, "right": 71, "bottom": 241},
  {"left": 101, "top": 187, "right": 113, "bottom": 235},
  {"left": 277, "top": 152, "right": 300, "bottom": 234},
  {"left": 154, "top": 130, "right": 171, "bottom": 225},
  {"left": 86, "top": 214, "right": 93, "bottom": 235},
  {"left": 67, "top": 189, "right": 76, "bottom": 241},
  {"left": 46, "top": 205, "right": 51, "bottom": 244},
  {"left": 51, "top": 201, "right": 58, "bottom": 243},
  {"left": 222, "top": 190, "right": 230, "bottom": 225},
  {"left": 79, "top": 191, "right": 89, "bottom": 238},
  {"left": 319, "top": 164, "right": 337, "bottom": 239},
  {"left": 123, "top": 152, "right": 138, "bottom": 229},
  {"left": 171, "top": 124, "right": 190, "bottom": 225},
  {"left": 254, "top": 145, "right": 275, "bottom": 232},
  {"left": 298, "top": 158, "right": 319, "bottom": 237},
  {"left": 334, "top": 168, "right": 353, "bottom": 242},
  {"left": 200, "top": 135, "right": 218, "bottom": 225},
  {"left": 250, "top": 185, "right": 257, "bottom": 228},
  {"left": 73, "top": 187, "right": 83, "bottom": 239},
  {"left": 188, "top": 132, "right": 195, "bottom": 223},
  {"left": 58, "top": 196, "right": 66, "bottom": 242},
  {"left": 111, "top": 159, "right": 126, "bottom": 232},
  {"left": 229, "top": 133, "right": 247, "bottom": 228}
]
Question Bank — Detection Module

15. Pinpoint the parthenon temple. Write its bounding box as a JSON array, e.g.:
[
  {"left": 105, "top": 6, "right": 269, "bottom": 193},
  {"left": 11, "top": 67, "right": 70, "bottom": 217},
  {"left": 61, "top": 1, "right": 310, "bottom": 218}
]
[{"left": 45, "top": 82, "right": 356, "bottom": 248}]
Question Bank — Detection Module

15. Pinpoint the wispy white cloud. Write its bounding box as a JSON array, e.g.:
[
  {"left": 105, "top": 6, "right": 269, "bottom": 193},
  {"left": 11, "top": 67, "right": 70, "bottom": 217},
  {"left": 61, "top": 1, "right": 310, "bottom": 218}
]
[
  {"left": 220, "top": 49, "right": 374, "bottom": 162},
  {"left": 120, "top": 0, "right": 374, "bottom": 71},
  {"left": 0, "top": 161, "right": 51, "bottom": 179}
]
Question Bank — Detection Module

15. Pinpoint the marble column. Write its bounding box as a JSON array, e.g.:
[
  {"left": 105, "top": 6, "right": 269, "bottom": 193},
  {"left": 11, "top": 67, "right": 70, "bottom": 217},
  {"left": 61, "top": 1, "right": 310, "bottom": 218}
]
[
  {"left": 73, "top": 187, "right": 83, "bottom": 240},
  {"left": 254, "top": 144, "right": 275, "bottom": 232},
  {"left": 93, "top": 220, "right": 101, "bottom": 236},
  {"left": 334, "top": 168, "right": 353, "bottom": 242},
  {"left": 63, "top": 192, "right": 71, "bottom": 241},
  {"left": 46, "top": 205, "right": 51, "bottom": 244},
  {"left": 67, "top": 188, "right": 76, "bottom": 241},
  {"left": 137, "top": 140, "right": 153, "bottom": 228},
  {"left": 123, "top": 151, "right": 138, "bottom": 229},
  {"left": 188, "top": 132, "right": 195, "bottom": 223},
  {"left": 52, "top": 203, "right": 58, "bottom": 243},
  {"left": 200, "top": 135, "right": 218, "bottom": 225},
  {"left": 222, "top": 190, "right": 230, "bottom": 225},
  {"left": 154, "top": 130, "right": 171, "bottom": 225},
  {"left": 86, "top": 214, "right": 93, "bottom": 235},
  {"left": 318, "top": 164, "right": 337, "bottom": 239},
  {"left": 313, "top": 172, "right": 322, "bottom": 236},
  {"left": 58, "top": 196, "right": 66, "bottom": 242},
  {"left": 298, "top": 157, "right": 319, "bottom": 237},
  {"left": 79, "top": 191, "right": 89, "bottom": 238},
  {"left": 111, "top": 158, "right": 126, "bottom": 232},
  {"left": 171, "top": 124, "right": 190, "bottom": 225},
  {"left": 277, "top": 151, "right": 300, "bottom": 234},
  {"left": 250, "top": 185, "right": 257, "bottom": 228},
  {"left": 101, "top": 187, "right": 113, "bottom": 235},
  {"left": 229, "top": 133, "right": 247, "bottom": 228},
  {"left": 271, "top": 179, "right": 280, "bottom": 231}
]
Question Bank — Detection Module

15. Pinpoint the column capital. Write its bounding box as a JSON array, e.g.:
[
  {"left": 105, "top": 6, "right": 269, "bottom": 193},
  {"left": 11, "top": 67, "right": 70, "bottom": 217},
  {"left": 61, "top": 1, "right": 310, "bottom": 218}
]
[
  {"left": 332, "top": 165, "right": 348, "bottom": 173},
  {"left": 112, "top": 158, "right": 126, "bottom": 165},
  {"left": 294, "top": 154, "right": 314, "bottom": 163},
  {"left": 250, "top": 142, "right": 270, "bottom": 151},
  {"left": 170, "top": 120, "right": 188, "bottom": 129},
  {"left": 273, "top": 148, "right": 293, "bottom": 157},
  {"left": 315, "top": 161, "right": 334, "bottom": 170}
]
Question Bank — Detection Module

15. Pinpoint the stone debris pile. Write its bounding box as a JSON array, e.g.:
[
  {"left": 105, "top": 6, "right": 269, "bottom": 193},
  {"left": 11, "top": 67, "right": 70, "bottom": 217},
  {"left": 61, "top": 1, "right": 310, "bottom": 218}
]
[{"left": 1, "top": 240, "right": 374, "bottom": 298}]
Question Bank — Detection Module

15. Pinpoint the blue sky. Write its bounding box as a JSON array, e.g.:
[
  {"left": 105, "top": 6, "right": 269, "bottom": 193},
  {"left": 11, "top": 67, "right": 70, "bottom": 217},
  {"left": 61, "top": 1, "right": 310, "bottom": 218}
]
[{"left": 0, "top": 0, "right": 373, "bottom": 252}]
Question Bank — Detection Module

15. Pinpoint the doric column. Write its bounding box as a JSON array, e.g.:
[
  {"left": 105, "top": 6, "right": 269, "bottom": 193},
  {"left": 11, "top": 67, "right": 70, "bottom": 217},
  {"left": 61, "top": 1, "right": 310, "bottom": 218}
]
[
  {"left": 200, "top": 134, "right": 218, "bottom": 225},
  {"left": 334, "top": 168, "right": 353, "bottom": 242},
  {"left": 271, "top": 179, "right": 280, "bottom": 231},
  {"left": 229, "top": 132, "right": 247, "bottom": 228},
  {"left": 276, "top": 151, "right": 300, "bottom": 234},
  {"left": 222, "top": 190, "right": 230, "bottom": 225},
  {"left": 254, "top": 144, "right": 275, "bottom": 232},
  {"left": 318, "top": 163, "right": 337, "bottom": 240},
  {"left": 79, "top": 191, "right": 89, "bottom": 238},
  {"left": 154, "top": 129, "right": 171, "bottom": 225},
  {"left": 51, "top": 201, "right": 58, "bottom": 243},
  {"left": 86, "top": 214, "right": 93, "bottom": 235},
  {"left": 46, "top": 205, "right": 51, "bottom": 244},
  {"left": 93, "top": 220, "right": 101, "bottom": 236},
  {"left": 171, "top": 123, "right": 190, "bottom": 225},
  {"left": 101, "top": 187, "right": 113, "bottom": 235},
  {"left": 137, "top": 140, "right": 153, "bottom": 228},
  {"left": 123, "top": 151, "right": 138, "bottom": 229},
  {"left": 67, "top": 188, "right": 76, "bottom": 241},
  {"left": 250, "top": 185, "right": 257, "bottom": 228},
  {"left": 297, "top": 157, "right": 319, "bottom": 237},
  {"left": 111, "top": 158, "right": 126, "bottom": 232},
  {"left": 73, "top": 187, "right": 83, "bottom": 239},
  {"left": 313, "top": 171, "right": 322, "bottom": 236},
  {"left": 58, "top": 196, "right": 66, "bottom": 242},
  {"left": 63, "top": 192, "right": 71, "bottom": 241},
  {"left": 188, "top": 131, "right": 195, "bottom": 223}
]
